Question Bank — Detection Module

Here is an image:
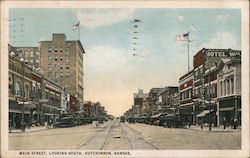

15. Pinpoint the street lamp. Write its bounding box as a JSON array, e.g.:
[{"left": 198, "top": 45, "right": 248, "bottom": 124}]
[
  {"left": 20, "top": 57, "right": 25, "bottom": 132},
  {"left": 10, "top": 51, "right": 15, "bottom": 94}
]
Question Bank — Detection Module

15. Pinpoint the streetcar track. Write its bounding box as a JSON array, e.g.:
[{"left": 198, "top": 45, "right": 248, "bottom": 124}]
[
  {"left": 101, "top": 121, "right": 116, "bottom": 150},
  {"left": 124, "top": 123, "right": 159, "bottom": 150},
  {"left": 74, "top": 130, "right": 99, "bottom": 150},
  {"left": 120, "top": 124, "right": 133, "bottom": 150}
]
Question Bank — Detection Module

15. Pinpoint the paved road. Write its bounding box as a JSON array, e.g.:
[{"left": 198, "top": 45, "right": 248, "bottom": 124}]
[
  {"left": 127, "top": 123, "right": 241, "bottom": 150},
  {"left": 9, "top": 120, "right": 241, "bottom": 150}
]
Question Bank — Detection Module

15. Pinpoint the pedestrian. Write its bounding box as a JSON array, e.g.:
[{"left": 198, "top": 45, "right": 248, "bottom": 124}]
[
  {"left": 230, "top": 117, "right": 234, "bottom": 129},
  {"left": 200, "top": 119, "right": 203, "bottom": 130},
  {"left": 9, "top": 120, "right": 12, "bottom": 133},
  {"left": 233, "top": 118, "right": 238, "bottom": 129},
  {"left": 223, "top": 116, "right": 226, "bottom": 129}
]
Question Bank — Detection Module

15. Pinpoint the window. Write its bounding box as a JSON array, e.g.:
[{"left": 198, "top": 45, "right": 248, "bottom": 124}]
[
  {"left": 220, "top": 81, "right": 223, "bottom": 96},
  {"left": 60, "top": 65, "right": 63, "bottom": 70},
  {"left": 60, "top": 73, "right": 63, "bottom": 77},
  {"left": 55, "top": 72, "right": 58, "bottom": 78},
  {"left": 48, "top": 55, "right": 52, "bottom": 60},
  {"left": 55, "top": 64, "right": 58, "bottom": 70},
  {"left": 30, "top": 60, "right": 33, "bottom": 63},
  {"left": 15, "top": 81, "right": 21, "bottom": 96},
  {"left": 24, "top": 84, "right": 30, "bottom": 98},
  {"left": 231, "top": 78, "right": 234, "bottom": 94},
  {"left": 227, "top": 80, "right": 230, "bottom": 95},
  {"left": 224, "top": 80, "right": 226, "bottom": 96},
  {"left": 25, "top": 52, "right": 29, "bottom": 57},
  {"left": 55, "top": 55, "right": 58, "bottom": 61},
  {"left": 66, "top": 64, "right": 69, "bottom": 69},
  {"left": 48, "top": 64, "right": 53, "bottom": 70},
  {"left": 30, "top": 52, "right": 33, "bottom": 57},
  {"left": 60, "top": 56, "right": 63, "bottom": 61},
  {"left": 36, "top": 60, "right": 39, "bottom": 63},
  {"left": 65, "top": 56, "right": 69, "bottom": 62},
  {"left": 36, "top": 52, "right": 39, "bottom": 55},
  {"left": 55, "top": 47, "right": 58, "bottom": 52},
  {"left": 60, "top": 47, "right": 63, "bottom": 52},
  {"left": 66, "top": 72, "right": 70, "bottom": 76},
  {"left": 48, "top": 47, "right": 52, "bottom": 52}
]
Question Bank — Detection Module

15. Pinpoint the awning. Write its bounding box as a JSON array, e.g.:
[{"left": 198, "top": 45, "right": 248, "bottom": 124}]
[
  {"left": 219, "top": 107, "right": 234, "bottom": 111},
  {"left": 197, "top": 110, "right": 213, "bottom": 117},
  {"left": 151, "top": 113, "right": 162, "bottom": 118}
]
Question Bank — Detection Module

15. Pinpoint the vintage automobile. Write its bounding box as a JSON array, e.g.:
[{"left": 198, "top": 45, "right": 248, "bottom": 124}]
[{"left": 53, "top": 116, "right": 78, "bottom": 128}]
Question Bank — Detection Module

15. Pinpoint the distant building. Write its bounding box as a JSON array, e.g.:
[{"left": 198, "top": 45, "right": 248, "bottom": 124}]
[
  {"left": 133, "top": 89, "right": 149, "bottom": 116},
  {"left": 157, "top": 86, "right": 179, "bottom": 114},
  {"left": 40, "top": 34, "right": 85, "bottom": 111},
  {"left": 149, "top": 88, "right": 165, "bottom": 115}
]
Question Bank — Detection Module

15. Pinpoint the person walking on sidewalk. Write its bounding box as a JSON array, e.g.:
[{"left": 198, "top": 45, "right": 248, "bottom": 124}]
[
  {"left": 230, "top": 117, "right": 234, "bottom": 129},
  {"left": 200, "top": 119, "right": 203, "bottom": 130},
  {"left": 223, "top": 116, "right": 226, "bottom": 129},
  {"left": 233, "top": 118, "right": 238, "bottom": 129}
]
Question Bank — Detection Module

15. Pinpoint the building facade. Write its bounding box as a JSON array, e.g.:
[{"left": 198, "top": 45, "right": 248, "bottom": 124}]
[
  {"left": 217, "top": 59, "right": 241, "bottom": 126},
  {"left": 157, "top": 86, "right": 178, "bottom": 114},
  {"left": 133, "top": 89, "right": 149, "bottom": 116},
  {"left": 193, "top": 48, "right": 241, "bottom": 126},
  {"left": 179, "top": 70, "right": 194, "bottom": 124},
  {"left": 149, "top": 88, "right": 165, "bottom": 115},
  {"left": 8, "top": 44, "right": 40, "bottom": 68},
  {"left": 9, "top": 49, "right": 65, "bottom": 129},
  {"left": 40, "top": 34, "right": 85, "bottom": 111}
]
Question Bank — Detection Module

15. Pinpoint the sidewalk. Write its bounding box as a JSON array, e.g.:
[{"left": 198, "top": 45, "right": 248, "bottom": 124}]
[
  {"left": 186, "top": 125, "right": 241, "bottom": 132},
  {"left": 9, "top": 125, "right": 53, "bottom": 133}
]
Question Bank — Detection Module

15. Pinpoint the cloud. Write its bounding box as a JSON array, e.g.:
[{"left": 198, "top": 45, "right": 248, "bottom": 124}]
[
  {"left": 216, "top": 14, "right": 231, "bottom": 22},
  {"left": 85, "top": 45, "right": 130, "bottom": 71},
  {"left": 177, "top": 15, "right": 184, "bottom": 21},
  {"left": 201, "top": 32, "right": 239, "bottom": 49},
  {"left": 76, "top": 9, "right": 135, "bottom": 29}
]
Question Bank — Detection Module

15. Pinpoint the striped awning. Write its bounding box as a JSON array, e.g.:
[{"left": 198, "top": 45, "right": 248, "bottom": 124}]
[{"left": 197, "top": 110, "right": 213, "bottom": 117}]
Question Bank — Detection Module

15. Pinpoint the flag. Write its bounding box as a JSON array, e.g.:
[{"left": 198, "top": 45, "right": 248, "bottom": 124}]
[
  {"left": 73, "top": 21, "right": 80, "bottom": 30},
  {"left": 176, "top": 33, "right": 189, "bottom": 42}
]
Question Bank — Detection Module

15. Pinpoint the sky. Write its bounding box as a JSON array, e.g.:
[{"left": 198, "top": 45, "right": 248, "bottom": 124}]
[{"left": 9, "top": 8, "right": 241, "bottom": 116}]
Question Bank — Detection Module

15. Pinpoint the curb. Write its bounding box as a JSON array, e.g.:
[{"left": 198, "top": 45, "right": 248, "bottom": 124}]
[{"left": 9, "top": 127, "right": 54, "bottom": 133}]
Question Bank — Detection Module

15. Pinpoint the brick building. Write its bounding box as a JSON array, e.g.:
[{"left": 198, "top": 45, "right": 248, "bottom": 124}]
[
  {"left": 193, "top": 48, "right": 241, "bottom": 126},
  {"left": 178, "top": 70, "right": 194, "bottom": 124}
]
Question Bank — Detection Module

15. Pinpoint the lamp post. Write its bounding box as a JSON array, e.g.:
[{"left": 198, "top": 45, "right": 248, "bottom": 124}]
[
  {"left": 20, "top": 57, "right": 25, "bottom": 132},
  {"left": 10, "top": 51, "right": 15, "bottom": 94},
  {"left": 10, "top": 51, "right": 15, "bottom": 131}
]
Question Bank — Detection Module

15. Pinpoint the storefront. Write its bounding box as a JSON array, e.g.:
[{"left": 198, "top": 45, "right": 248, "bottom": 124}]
[
  {"left": 9, "top": 100, "right": 34, "bottom": 129},
  {"left": 218, "top": 96, "right": 241, "bottom": 126}
]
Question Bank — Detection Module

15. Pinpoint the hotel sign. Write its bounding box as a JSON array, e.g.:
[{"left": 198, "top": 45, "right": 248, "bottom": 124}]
[{"left": 206, "top": 49, "right": 241, "bottom": 57}]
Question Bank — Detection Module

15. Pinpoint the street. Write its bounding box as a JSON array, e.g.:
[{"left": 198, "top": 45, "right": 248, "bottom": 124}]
[{"left": 9, "top": 119, "right": 241, "bottom": 150}]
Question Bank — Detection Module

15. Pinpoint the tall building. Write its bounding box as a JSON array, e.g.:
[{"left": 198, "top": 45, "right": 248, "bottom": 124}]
[{"left": 40, "top": 34, "right": 85, "bottom": 111}]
